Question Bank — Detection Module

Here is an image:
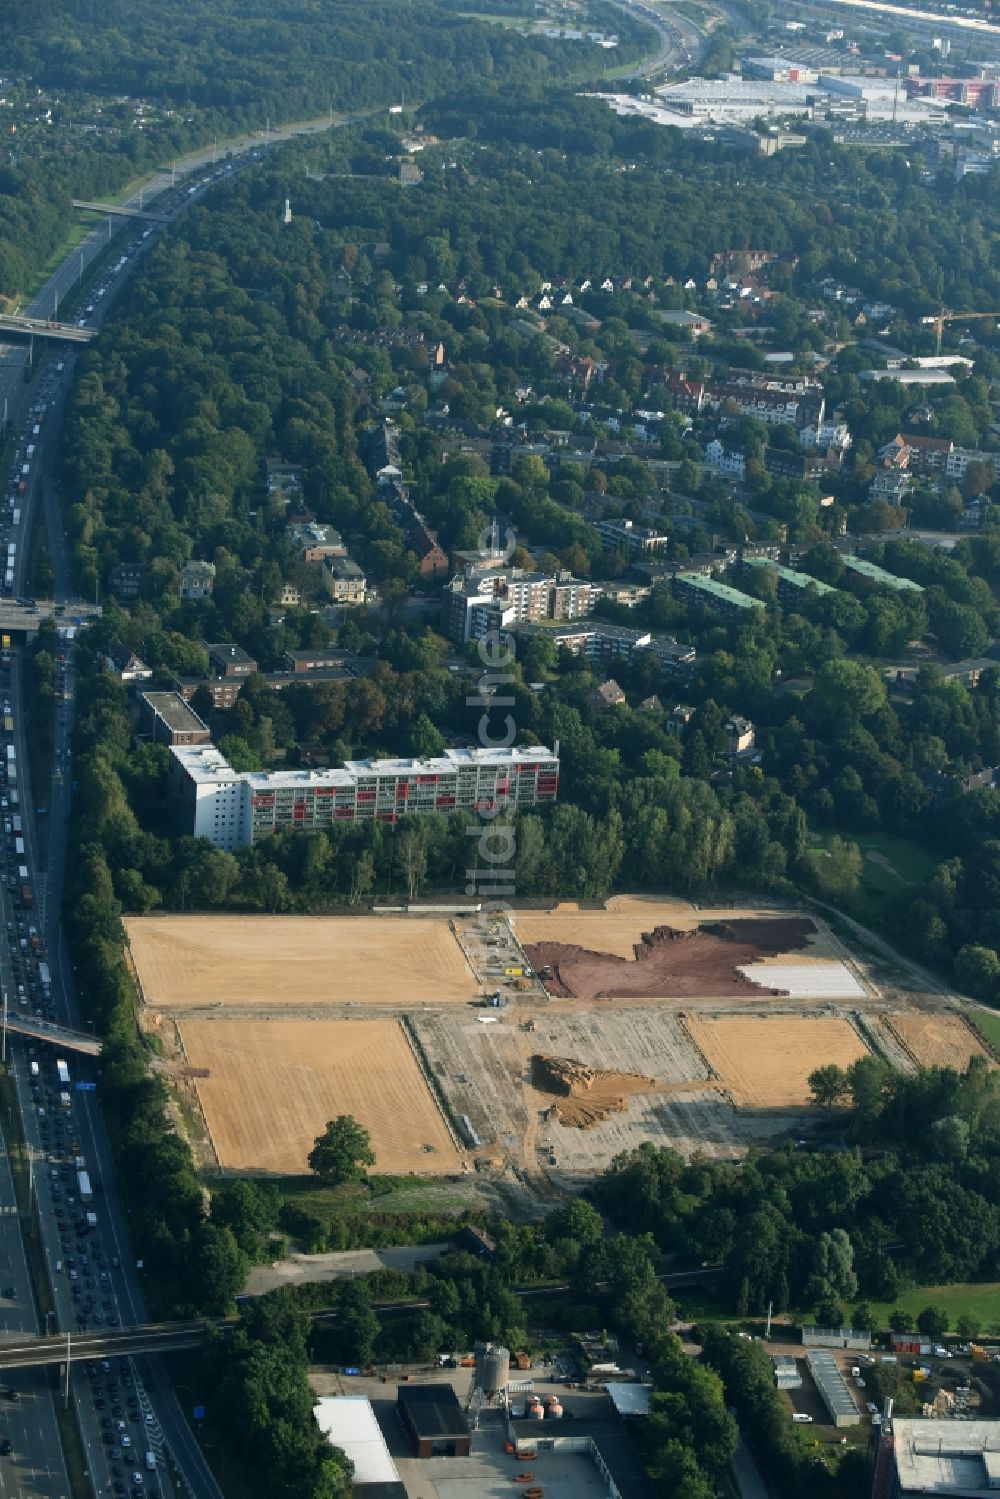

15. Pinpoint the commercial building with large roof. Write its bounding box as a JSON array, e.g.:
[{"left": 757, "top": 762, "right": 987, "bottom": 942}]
[
  {"left": 313, "top": 1396, "right": 406, "bottom": 1498},
  {"left": 892, "top": 1417, "right": 1000, "bottom": 1495}
]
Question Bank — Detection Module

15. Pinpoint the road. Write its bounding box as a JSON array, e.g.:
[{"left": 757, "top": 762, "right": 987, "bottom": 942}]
[{"left": 613, "top": 0, "right": 706, "bottom": 78}]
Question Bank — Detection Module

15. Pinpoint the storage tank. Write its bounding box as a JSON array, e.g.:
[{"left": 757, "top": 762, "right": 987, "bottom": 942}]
[
  {"left": 526, "top": 1397, "right": 545, "bottom": 1421},
  {"left": 475, "top": 1342, "right": 510, "bottom": 1398},
  {"left": 545, "top": 1399, "right": 564, "bottom": 1419}
]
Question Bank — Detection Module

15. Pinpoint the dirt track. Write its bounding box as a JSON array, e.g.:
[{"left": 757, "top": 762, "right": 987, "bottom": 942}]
[{"left": 525, "top": 918, "right": 816, "bottom": 1000}]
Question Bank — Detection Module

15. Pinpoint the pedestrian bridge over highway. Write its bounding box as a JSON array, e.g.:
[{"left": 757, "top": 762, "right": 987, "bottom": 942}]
[{"left": 0, "top": 316, "right": 95, "bottom": 345}]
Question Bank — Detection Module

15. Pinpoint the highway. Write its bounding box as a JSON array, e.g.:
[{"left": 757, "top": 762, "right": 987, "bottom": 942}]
[
  {"left": 0, "top": 103, "right": 384, "bottom": 1499},
  {"left": 0, "top": 319, "right": 94, "bottom": 346}
]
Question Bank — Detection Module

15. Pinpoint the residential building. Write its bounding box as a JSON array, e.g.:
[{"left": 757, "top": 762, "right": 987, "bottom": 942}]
[
  {"left": 891, "top": 1418, "right": 1000, "bottom": 1495},
  {"left": 263, "top": 458, "right": 303, "bottom": 505},
  {"left": 799, "top": 421, "right": 852, "bottom": 452},
  {"left": 869, "top": 468, "right": 914, "bottom": 504},
  {"left": 322, "top": 555, "right": 366, "bottom": 604},
  {"left": 178, "top": 560, "right": 216, "bottom": 600},
  {"left": 110, "top": 562, "right": 142, "bottom": 599},
  {"left": 593, "top": 679, "right": 626, "bottom": 711},
  {"left": 397, "top": 1386, "right": 471, "bottom": 1460},
  {"left": 105, "top": 642, "right": 153, "bottom": 683},
  {"left": 741, "top": 555, "right": 839, "bottom": 603},
  {"left": 409, "top": 517, "right": 449, "bottom": 577},
  {"left": 168, "top": 743, "right": 560, "bottom": 849},
  {"left": 896, "top": 431, "right": 954, "bottom": 473},
  {"left": 174, "top": 676, "right": 242, "bottom": 710},
  {"left": 705, "top": 439, "right": 746, "bottom": 479},
  {"left": 595, "top": 518, "right": 671, "bottom": 555},
  {"left": 946, "top": 446, "right": 992, "bottom": 481},
  {"left": 289, "top": 521, "right": 348, "bottom": 564},
  {"left": 600, "top": 581, "right": 652, "bottom": 608},
  {"left": 138, "top": 692, "right": 211, "bottom": 748},
  {"left": 672, "top": 571, "right": 764, "bottom": 619},
  {"left": 443, "top": 568, "right": 601, "bottom": 644},
  {"left": 279, "top": 582, "right": 302, "bottom": 606},
  {"left": 764, "top": 445, "right": 836, "bottom": 480},
  {"left": 726, "top": 715, "right": 756, "bottom": 755},
  {"left": 282, "top": 649, "right": 352, "bottom": 675},
  {"left": 207, "top": 643, "right": 258, "bottom": 679},
  {"left": 843, "top": 556, "right": 925, "bottom": 593}
]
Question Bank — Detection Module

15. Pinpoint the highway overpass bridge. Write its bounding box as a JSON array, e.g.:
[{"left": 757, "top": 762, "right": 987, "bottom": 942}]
[
  {"left": 0, "top": 602, "right": 102, "bottom": 636},
  {"left": 5, "top": 1013, "right": 102, "bottom": 1057},
  {"left": 0, "top": 315, "right": 95, "bottom": 345},
  {"left": 72, "top": 200, "right": 168, "bottom": 223}
]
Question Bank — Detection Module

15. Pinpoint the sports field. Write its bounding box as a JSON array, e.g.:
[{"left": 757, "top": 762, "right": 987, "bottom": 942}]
[
  {"left": 687, "top": 1015, "right": 871, "bottom": 1109},
  {"left": 510, "top": 901, "right": 841, "bottom": 961},
  {"left": 125, "top": 915, "right": 479, "bottom": 1007},
  {"left": 178, "top": 1017, "right": 465, "bottom": 1175}
]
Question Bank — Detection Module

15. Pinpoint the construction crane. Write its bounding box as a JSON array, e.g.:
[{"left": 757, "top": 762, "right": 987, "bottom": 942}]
[{"left": 923, "top": 309, "right": 1000, "bottom": 356}]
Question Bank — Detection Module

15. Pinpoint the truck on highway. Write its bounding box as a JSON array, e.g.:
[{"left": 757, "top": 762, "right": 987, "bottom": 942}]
[
  {"left": 19, "top": 883, "right": 30, "bottom": 909},
  {"left": 13, "top": 838, "right": 23, "bottom": 857},
  {"left": 77, "top": 1170, "right": 92, "bottom": 1203},
  {"left": 84, "top": 1210, "right": 97, "bottom": 1230},
  {"left": 28, "top": 1061, "right": 38, "bottom": 1079},
  {"left": 56, "top": 1059, "right": 70, "bottom": 1087},
  {"left": 38, "top": 962, "right": 50, "bottom": 995},
  {"left": 59, "top": 1091, "right": 71, "bottom": 1110}
]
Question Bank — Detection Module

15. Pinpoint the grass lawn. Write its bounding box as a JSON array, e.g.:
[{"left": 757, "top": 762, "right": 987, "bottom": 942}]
[
  {"left": 275, "top": 1173, "right": 490, "bottom": 1229},
  {"left": 813, "top": 828, "right": 937, "bottom": 926},
  {"left": 861, "top": 1283, "right": 1000, "bottom": 1333},
  {"left": 968, "top": 1009, "right": 1000, "bottom": 1054}
]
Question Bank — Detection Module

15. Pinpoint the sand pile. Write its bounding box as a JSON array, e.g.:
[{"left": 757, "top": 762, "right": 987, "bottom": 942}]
[
  {"left": 526, "top": 918, "right": 815, "bottom": 1001},
  {"left": 531, "top": 1053, "right": 661, "bottom": 1128}
]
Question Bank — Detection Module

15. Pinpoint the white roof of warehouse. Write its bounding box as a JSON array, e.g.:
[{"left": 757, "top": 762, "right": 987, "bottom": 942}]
[
  {"left": 606, "top": 1382, "right": 653, "bottom": 1416},
  {"left": 313, "top": 1396, "right": 400, "bottom": 1485}
]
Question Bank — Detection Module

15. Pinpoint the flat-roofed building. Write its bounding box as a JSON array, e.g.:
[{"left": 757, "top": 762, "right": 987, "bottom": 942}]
[
  {"left": 313, "top": 1396, "right": 406, "bottom": 1497},
  {"left": 169, "top": 743, "right": 560, "bottom": 847},
  {"left": 207, "top": 642, "right": 258, "bottom": 679},
  {"left": 843, "top": 556, "right": 924, "bottom": 593},
  {"left": 397, "top": 1385, "right": 471, "bottom": 1459},
  {"left": 139, "top": 692, "right": 211, "bottom": 748},
  {"left": 805, "top": 1349, "right": 859, "bottom": 1429},
  {"left": 892, "top": 1417, "right": 1000, "bottom": 1494},
  {"left": 672, "top": 570, "right": 764, "bottom": 619}
]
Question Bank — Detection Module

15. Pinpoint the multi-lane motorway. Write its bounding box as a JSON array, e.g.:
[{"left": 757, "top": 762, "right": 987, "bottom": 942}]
[{"left": 0, "top": 107, "right": 374, "bottom": 1499}]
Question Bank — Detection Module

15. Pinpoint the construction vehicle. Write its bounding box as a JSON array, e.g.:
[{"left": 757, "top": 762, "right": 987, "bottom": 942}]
[{"left": 923, "top": 308, "right": 1000, "bottom": 355}]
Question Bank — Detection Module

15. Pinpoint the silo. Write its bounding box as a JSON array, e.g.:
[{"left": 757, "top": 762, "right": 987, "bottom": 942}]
[
  {"left": 526, "top": 1396, "right": 545, "bottom": 1420},
  {"left": 474, "top": 1342, "right": 510, "bottom": 1398},
  {"left": 545, "top": 1399, "right": 564, "bottom": 1419}
]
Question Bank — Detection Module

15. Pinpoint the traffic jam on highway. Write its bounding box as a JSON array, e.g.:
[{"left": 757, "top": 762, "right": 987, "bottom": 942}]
[{"left": 0, "top": 376, "right": 166, "bottom": 1495}]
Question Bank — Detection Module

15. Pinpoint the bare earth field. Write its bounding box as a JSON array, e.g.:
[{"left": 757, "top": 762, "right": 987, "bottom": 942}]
[
  {"left": 511, "top": 901, "right": 844, "bottom": 960},
  {"left": 885, "top": 1011, "right": 992, "bottom": 1071},
  {"left": 687, "top": 1015, "right": 871, "bottom": 1109},
  {"left": 178, "top": 1018, "right": 465, "bottom": 1175},
  {"left": 413, "top": 1008, "right": 793, "bottom": 1174},
  {"left": 125, "top": 914, "right": 479, "bottom": 1007}
]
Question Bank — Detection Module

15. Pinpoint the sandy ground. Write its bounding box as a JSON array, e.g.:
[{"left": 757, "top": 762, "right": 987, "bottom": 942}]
[
  {"left": 512, "top": 904, "right": 841, "bottom": 961},
  {"left": 178, "top": 1017, "right": 466, "bottom": 1174},
  {"left": 886, "top": 1011, "right": 992, "bottom": 1071},
  {"left": 125, "top": 914, "right": 479, "bottom": 1007},
  {"left": 687, "top": 1015, "right": 871, "bottom": 1109},
  {"left": 244, "top": 1243, "right": 447, "bottom": 1295}
]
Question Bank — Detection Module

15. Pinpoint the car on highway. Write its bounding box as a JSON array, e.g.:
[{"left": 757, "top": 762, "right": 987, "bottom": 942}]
[{"left": 0, "top": 1440, "right": 11, "bottom": 1456}]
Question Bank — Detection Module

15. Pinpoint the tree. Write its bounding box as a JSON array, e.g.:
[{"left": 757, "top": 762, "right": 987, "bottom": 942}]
[
  {"left": 956, "top": 1313, "right": 980, "bottom": 1341},
  {"left": 889, "top": 1309, "right": 912, "bottom": 1334},
  {"left": 916, "top": 1305, "right": 950, "bottom": 1341},
  {"left": 808, "top": 1064, "right": 850, "bottom": 1108},
  {"left": 807, "top": 836, "right": 863, "bottom": 899},
  {"left": 308, "top": 1116, "right": 375, "bottom": 1185}
]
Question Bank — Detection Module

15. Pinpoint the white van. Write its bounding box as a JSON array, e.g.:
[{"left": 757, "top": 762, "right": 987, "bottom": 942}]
[
  {"left": 792, "top": 1413, "right": 813, "bottom": 1424},
  {"left": 144, "top": 1452, "right": 156, "bottom": 1471}
]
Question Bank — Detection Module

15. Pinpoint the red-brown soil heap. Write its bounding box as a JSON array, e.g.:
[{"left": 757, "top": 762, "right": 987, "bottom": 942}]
[{"left": 525, "top": 917, "right": 815, "bottom": 1001}]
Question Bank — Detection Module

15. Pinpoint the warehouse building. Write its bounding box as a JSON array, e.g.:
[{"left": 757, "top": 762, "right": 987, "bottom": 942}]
[
  {"left": 772, "top": 1354, "right": 802, "bottom": 1390},
  {"left": 892, "top": 1418, "right": 1000, "bottom": 1495},
  {"left": 169, "top": 743, "right": 560, "bottom": 849},
  {"left": 313, "top": 1396, "right": 406, "bottom": 1498},
  {"left": 801, "top": 1325, "right": 872, "bottom": 1351},
  {"left": 397, "top": 1384, "right": 471, "bottom": 1459},
  {"left": 805, "top": 1350, "right": 860, "bottom": 1428}
]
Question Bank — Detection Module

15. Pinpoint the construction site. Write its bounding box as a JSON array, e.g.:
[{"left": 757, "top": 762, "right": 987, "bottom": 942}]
[{"left": 124, "top": 898, "right": 999, "bottom": 1194}]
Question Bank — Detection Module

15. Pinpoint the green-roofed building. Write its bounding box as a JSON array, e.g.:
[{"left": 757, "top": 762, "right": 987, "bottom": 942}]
[
  {"left": 843, "top": 556, "right": 924, "bottom": 593},
  {"left": 741, "top": 555, "right": 839, "bottom": 604},
  {"left": 672, "top": 571, "right": 765, "bottom": 619}
]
